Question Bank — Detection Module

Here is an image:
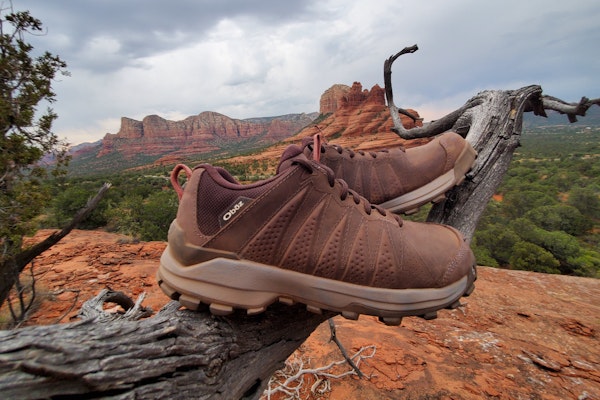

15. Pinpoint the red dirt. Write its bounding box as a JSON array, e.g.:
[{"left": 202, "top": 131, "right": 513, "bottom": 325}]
[{"left": 18, "top": 229, "right": 600, "bottom": 399}]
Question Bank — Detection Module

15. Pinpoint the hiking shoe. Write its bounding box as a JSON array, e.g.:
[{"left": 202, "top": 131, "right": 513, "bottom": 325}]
[
  {"left": 157, "top": 145, "right": 476, "bottom": 324},
  {"left": 302, "top": 132, "right": 477, "bottom": 214}
]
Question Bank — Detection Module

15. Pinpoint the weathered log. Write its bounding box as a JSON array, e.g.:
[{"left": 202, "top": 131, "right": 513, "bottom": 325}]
[
  {"left": 0, "top": 290, "right": 332, "bottom": 399},
  {"left": 427, "top": 85, "right": 543, "bottom": 240}
]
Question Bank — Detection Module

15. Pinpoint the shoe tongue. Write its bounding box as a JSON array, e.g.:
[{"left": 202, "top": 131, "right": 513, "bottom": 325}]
[{"left": 276, "top": 144, "right": 309, "bottom": 173}]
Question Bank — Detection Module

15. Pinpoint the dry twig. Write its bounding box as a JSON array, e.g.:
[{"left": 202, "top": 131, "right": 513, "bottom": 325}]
[{"left": 262, "top": 345, "right": 376, "bottom": 400}]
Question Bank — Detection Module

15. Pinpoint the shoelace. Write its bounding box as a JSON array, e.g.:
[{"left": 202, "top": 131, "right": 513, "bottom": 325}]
[
  {"left": 301, "top": 136, "right": 405, "bottom": 160},
  {"left": 291, "top": 157, "right": 403, "bottom": 227}
]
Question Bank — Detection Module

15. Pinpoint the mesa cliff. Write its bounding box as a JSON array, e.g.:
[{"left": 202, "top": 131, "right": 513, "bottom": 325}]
[
  {"left": 68, "top": 81, "right": 423, "bottom": 174},
  {"left": 97, "top": 111, "right": 317, "bottom": 159},
  {"left": 302, "top": 81, "right": 423, "bottom": 149}
]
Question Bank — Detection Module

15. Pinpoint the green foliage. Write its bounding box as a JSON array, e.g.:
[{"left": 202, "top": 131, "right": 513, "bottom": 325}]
[
  {"left": 509, "top": 242, "right": 560, "bottom": 274},
  {"left": 524, "top": 205, "right": 591, "bottom": 236},
  {"left": 105, "top": 189, "right": 178, "bottom": 241},
  {"left": 0, "top": 10, "right": 69, "bottom": 242},
  {"left": 568, "top": 186, "right": 600, "bottom": 219},
  {"left": 473, "top": 129, "right": 600, "bottom": 277},
  {"left": 472, "top": 223, "right": 521, "bottom": 266},
  {"left": 51, "top": 186, "right": 108, "bottom": 228},
  {"left": 138, "top": 191, "right": 178, "bottom": 240},
  {"left": 502, "top": 190, "right": 557, "bottom": 218},
  {"left": 0, "top": 9, "right": 70, "bottom": 308}
]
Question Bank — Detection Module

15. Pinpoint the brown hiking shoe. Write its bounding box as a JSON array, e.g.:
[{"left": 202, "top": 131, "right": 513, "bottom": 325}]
[
  {"left": 302, "top": 132, "right": 477, "bottom": 214},
  {"left": 157, "top": 145, "right": 476, "bottom": 324}
]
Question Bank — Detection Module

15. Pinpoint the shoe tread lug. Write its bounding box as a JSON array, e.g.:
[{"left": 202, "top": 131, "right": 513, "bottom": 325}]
[
  {"left": 421, "top": 311, "right": 438, "bottom": 320},
  {"left": 341, "top": 311, "right": 359, "bottom": 320},
  {"left": 179, "top": 294, "right": 201, "bottom": 311},
  {"left": 378, "top": 316, "right": 402, "bottom": 326},
  {"left": 306, "top": 305, "right": 323, "bottom": 315},
  {"left": 209, "top": 303, "right": 234, "bottom": 316}
]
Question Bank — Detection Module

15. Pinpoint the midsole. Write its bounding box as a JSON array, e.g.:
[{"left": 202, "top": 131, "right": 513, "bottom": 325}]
[{"left": 158, "top": 247, "right": 469, "bottom": 316}]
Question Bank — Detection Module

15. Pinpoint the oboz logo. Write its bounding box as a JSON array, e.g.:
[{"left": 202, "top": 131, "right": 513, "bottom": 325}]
[
  {"left": 219, "top": 197, "right": 251, "bottom": 227},
  {"left": 223, "top": 200, "right": 245, "bottom": 221}
]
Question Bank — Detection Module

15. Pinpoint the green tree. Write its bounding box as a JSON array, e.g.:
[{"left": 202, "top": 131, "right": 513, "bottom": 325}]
[
  {"left": 568, "top": 186, "right": 600, "bottom": 219},
  {"left": 509, "top": 241, "right": 561, "bottom": 274},
  {"left": 472, "top": 223, "right": 521, "bottom": 266},
  {"left": 524, "top": 205, "right": 591, "bottom": 236},
  {"left": 138, "top": 190, "right": 178, "bottom": 241},
  {"left": 0, "top": 10, "right": 68, "bottom": 307},
  {"left": 52, "top": 186, "right": 108, "bottom": 229},
  {"left": 106, "top": 194, "right": 144, "bottom": 239},
  {"left": 503, "top": 190, "right": 557, "bottom": 219},
  {"left": 105, "top": 190, "right": 178, "bottom": 241},
  {"left": 509, "top": 217, "right": 583, "bottom": 274}
]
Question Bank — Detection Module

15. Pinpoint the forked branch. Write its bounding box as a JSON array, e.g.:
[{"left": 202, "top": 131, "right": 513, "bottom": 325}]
[
  {"left": 384, "top": 45, "right": 482, "bottom": 139},
  {"left": 381, "top": 46, "right": 599, "bottom": 241},
  {"left": 540, "top": 95, "right": 600, "bottom": 122}
]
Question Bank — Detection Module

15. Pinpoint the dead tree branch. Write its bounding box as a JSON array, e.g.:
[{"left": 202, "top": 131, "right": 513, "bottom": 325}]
[
  {"left": 0, "top": 182, "right": 112, "bottom": 308},
  {"left": 14, "top": 182, "right": 112, "bottom": 269},
  {"left": 328, "top": 318, "right": 364, "bottom": 378},
  {"left": 0, "top": 290, "right": 332, "bottom": 399},
  {"left": 382, "top": 45, "right": 598, "bottom": 241},
  {"left": 540, "top": 95, "right": 600, "bottom": 122}
]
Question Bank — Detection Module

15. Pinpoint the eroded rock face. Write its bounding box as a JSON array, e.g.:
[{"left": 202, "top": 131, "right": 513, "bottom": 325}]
[
  {"left": 89, "top": 81, "right": 422, "bottom": 166},
  {"left": 97, "top": 112, "right": 317, "bottom": 158},
  {"left": 310, "top": 82, "right": 421, "bottom": 143},
  {"left": 320, "top": 84, "right": 351, "bottom": 114}
]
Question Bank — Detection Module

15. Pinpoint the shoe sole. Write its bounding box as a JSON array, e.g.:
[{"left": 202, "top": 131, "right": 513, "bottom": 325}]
[
  {"left": 379, "top": 141, "right": 478, "bottom": 214},
  {"left": 157, "top": 248, "right": 477, "bottom": 326}
]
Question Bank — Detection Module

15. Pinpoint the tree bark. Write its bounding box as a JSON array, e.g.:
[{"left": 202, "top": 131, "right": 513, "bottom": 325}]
[
  {"left": 0, "top": 47, "right": 597, "bottom": 399},
  {"left": 0, "top": 290, "right": 331, "bottom": 400},
  {"left": 426, "top": 85, "right": 543, "bottom": 240}
]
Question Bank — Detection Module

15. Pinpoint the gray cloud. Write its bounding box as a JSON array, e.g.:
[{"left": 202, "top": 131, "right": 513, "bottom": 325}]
[{"left": 12, "top": 0, "right": 600, "bottom": 144}]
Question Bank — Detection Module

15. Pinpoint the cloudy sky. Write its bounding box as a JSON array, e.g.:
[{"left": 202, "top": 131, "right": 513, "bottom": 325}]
[{"left": 15, "top": 0, "right": 600, "bottom": 145}]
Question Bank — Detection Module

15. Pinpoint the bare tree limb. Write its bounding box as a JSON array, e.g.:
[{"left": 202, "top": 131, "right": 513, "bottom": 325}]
[
  {"left": 14, "top": 182, "right": 112, "bottom": 268},
  {"left": 540, "top": 95, "right": 600, "bottom": 122},
  {"left": 381, "top": 45, "right": 599, "bottom": 241},
  {"left": 0, "top": 291, "right": 332, "bottom": 400},
  {"left": 383, "top": 45, "right": 421, "bottom": 125},
  {"left": 328, "top": 318, "right": 364, "bottom": 378},
  {"left": 426, "top": 85, "right": 545, "bottom": 240},
  {"left": 0, "top": 182, "right": 112, "bottom": 308},
  {"left": 384, "top": 46, "right": 483, "bottom": 139},
  {"left": 77, "top": 288, "right": 153, "bottom": 322}
]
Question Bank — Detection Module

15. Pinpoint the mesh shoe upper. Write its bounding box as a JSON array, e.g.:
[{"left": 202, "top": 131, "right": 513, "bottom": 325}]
[
  {"left": 301, "top": 131, "right": 475, "bottom": 205},
  {"left": 169, "top": 144, "right": 474, "bottom": 291}
]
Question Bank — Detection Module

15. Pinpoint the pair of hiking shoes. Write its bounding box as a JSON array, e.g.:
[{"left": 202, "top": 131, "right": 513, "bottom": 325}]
[{"left": 157, "top": 132, "right": 478, "bottom": 325}]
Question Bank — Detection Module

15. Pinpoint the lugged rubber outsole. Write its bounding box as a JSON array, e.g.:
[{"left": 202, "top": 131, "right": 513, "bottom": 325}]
[
  {"left": 157, "top": 248, "right": 477, "bottom": 326},
  {"left": 379, "top": 141, "right": 478, "bottom": 214}
]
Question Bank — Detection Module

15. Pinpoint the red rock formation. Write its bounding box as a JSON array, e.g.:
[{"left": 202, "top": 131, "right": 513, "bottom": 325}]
[
  {"left": 308, "top": 82, "right": 422, "bottom": 146},
  {"left": 319, "top": 84, "right": 351, "bottom": 114},
  {"left": 87, "top": 81, "right": 423, "bottom": 168},
  {"left": 225, "top": 82, "right": 428, "bottom": 171},
  {"left": 96, "top": 112, "right": 316, "bottom": 159}
]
